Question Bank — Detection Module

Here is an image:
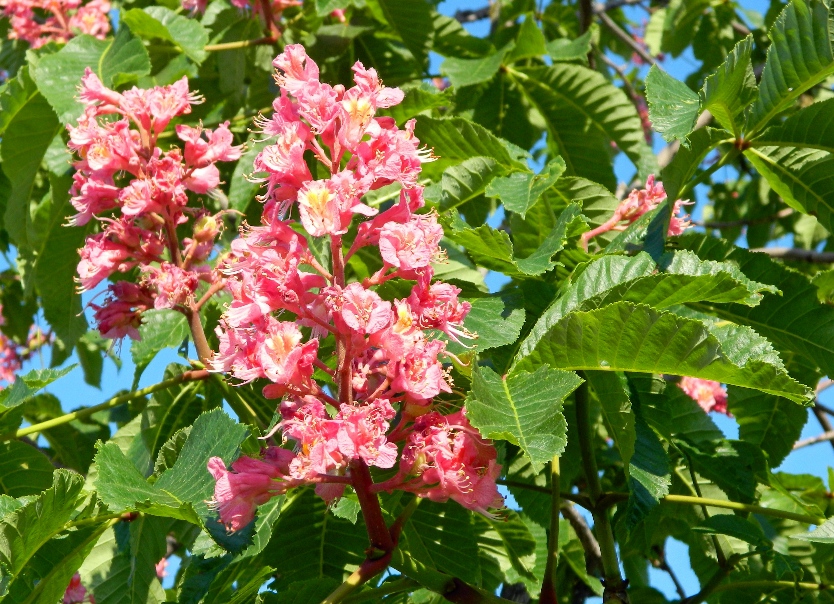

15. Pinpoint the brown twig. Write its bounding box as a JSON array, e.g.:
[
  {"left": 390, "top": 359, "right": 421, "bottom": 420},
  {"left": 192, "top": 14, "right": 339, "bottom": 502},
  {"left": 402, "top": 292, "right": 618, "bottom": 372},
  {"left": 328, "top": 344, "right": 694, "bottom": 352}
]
[
  {"left": 694, "top": 207, "right": 794, "bottom": 229},
  {"left": 794, "top": 429, "right": 834, "bottom": 450},
  {"left": 596, "top": 10, "right": 657, "bottom": 66}
]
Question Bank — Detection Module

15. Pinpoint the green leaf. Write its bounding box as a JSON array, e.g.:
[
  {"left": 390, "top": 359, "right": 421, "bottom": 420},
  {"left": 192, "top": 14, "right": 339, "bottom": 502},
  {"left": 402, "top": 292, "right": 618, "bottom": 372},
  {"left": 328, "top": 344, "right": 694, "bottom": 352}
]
[
  {"left": 748, "top": 0, "right": 834, "bottom": 132},
  {"left": 0, "top": 66, "right": 38, "bottom": 136},
  {"left": 0, "top": 86, "right": 60, "bottom": 248},
  {"left": 754, "top": 97, "right": 834, "bottom": 153},
  {"left": 452, "top": 294, "right": 526, "bottom": 354},
  {"left": 373, "top": 0, "right": 432, "bottom": 63},
  {"left": 727, "top": 386, "right": 808, "bottom": 467},
  {"left": 793, "top": 518, "right": 834, "bottom": 542},
  {"left": 0, "top": 470, "right": 108, "bottom": 604},
  {"left": 79, "top": 517, "right": 170, "bottom": 604},
  {"left": 130, "top": 309, "right": 190, "bottom": 381},
  {"left": 625, "top": 415, "right": 671, "bottom": 528},
  {"left": 32, "top": 29, "right": 151, "bottom": 124},
  {"left": 680, "top": 233, "right": 834, "bottom": 378},
  {"left": 699, "top": 36, "right": 757, "bottom": 136},
  {"left": 34, "top": 176, "right": 87, "bottom": 349},
  {"left": 261, "top": 579, "right": 342, "bottom": 604},
  {"left": 414, "top": 116, "right": 528, "bottom": 174},
  {"left": 122, "top": 6, "right": 209, "bottom": 63},
  {"left": 380, "top": 83, "right": 451, "bottom": 126},
  {"left": 441, "top": 46, "right": 510, "bottom": 89},
  {"left": 0, "top": 365, "right": 76, "bottom": 411},
  {"left": 545, "top": 31, "right": 592, "bottom": 63},
  {"left": 585, "top": 371, "right": 635, "bottom": 465},
  {"left": 515, "top": 301, "right": 811, "bottom": 403},
  {"left": 743, "top": 145, "right": 834, "bottom": 232},
  {"left": 94, "top": 409, "right": 248, "bottom": 525},
  {"left": 262, "top": 489, "right": 367, "bottom": 589},
  {"left": 486, "top": 157, "right": 566, "bottom": 218},
  {"left": 691, "top": 515, "right": 769, "bottom": 547},
  {"left": 660, "top": 127, "right": 727, "bottom": 201},
  {"left": 443, "top": 202, "right": 585, "bottom": 277},
  {"left": 512, "top": 64, "right": 657, "bottom": 190},
  {"left": 676, "top": 438, "right": 768, "bottom": 503},
  {"left": 467, "top": 364, "right": 583, "bottom": 472},
  {"left": 645, "top": 65, "right": 700, "bottom": 147},
  {"left": 506, "top": 15, "right": 546, "bottom": 62},
  {"left": 0, "top": 441, "right": 54, "bottom": 497},
  {"left": 474, "top": 511, "right": 542, "bottom": 591},
  {"left": 314, "top": 0, "right": 353, "bottom": 15},
  {"left": 395, "top": 498, "right": 482, "bottom": 586},
  {"left": 432, "top": 156, "right": 506, "bottom": 211}
]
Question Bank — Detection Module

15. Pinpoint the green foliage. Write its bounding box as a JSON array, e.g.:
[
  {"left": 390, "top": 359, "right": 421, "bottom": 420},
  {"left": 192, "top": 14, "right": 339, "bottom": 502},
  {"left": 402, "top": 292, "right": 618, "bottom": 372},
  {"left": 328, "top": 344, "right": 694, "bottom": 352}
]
[{"left": 5, "top": 0, "right": 834, "bottom": 601}]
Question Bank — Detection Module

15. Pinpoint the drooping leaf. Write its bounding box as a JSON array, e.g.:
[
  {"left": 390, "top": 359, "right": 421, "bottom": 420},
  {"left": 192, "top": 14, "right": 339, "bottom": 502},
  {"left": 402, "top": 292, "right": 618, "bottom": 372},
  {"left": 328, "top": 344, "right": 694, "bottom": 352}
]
[
  {"left": 645, "top": 65, "right": 700, "bottom": 146},
  {"left": 675, "top": 438, "right": 768, "bottom": 504},
  {"left": 429, "top": 156, "right": 507, "bottom": 211},
  {"left": 512, "top": 64, "right": 657, "bottom": 189},
  {"left": 467, "top": 364, "right": 583, "bottom": 472},
  {"left": 473, "top": 511, "right": 542, "bottom": 592},
  {"left": 748, "top": 0, "right": 834, "bottom": 132},
  {"left": 515, "top": 301, "right": 811, "bottom": 404},
  {"left": 699, "top": 36, "right": 757, "bottom": 136},
  {"left": 32, "top": 29, "right": 151, "bottom": 124},
  {"left": 486, "top": 157, "right": 566, "bottom": 218},
  {"left": 793, "top": 518, "right": 834, "bottom": 543},
  {"left": 754, "top": 97, "right": 834, "bottom": 153},
  {"left": 122, "top": 7, "right": 209, "bottom": 63}
]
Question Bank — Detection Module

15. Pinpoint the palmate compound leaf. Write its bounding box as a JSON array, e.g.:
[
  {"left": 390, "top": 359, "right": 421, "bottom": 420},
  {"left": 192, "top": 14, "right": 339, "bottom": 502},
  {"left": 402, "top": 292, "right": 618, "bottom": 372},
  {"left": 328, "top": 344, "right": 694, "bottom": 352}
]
[
  {"left": 0, "top": 470, "right": 110, "bottom": 604},
  {"left": 514, "top": 301, "right": 811, "bottom": 404},
  {"left": 680, "top": 233, "right": 834, "bottom": 378},
  {"left": 510, "top": 64, "right": 657, "bottom": 190},
  {"left": 94, "top": 408, "right": 247, "bottom": 525},
  {"left": 748, "top": 0, "right": 834, "bottom": 133},
  {"left": 442, "top": 202, "right": 586, "bottom": 278},
  {"left": 466, "top": 364, "right": 583, "bottom": 472}
]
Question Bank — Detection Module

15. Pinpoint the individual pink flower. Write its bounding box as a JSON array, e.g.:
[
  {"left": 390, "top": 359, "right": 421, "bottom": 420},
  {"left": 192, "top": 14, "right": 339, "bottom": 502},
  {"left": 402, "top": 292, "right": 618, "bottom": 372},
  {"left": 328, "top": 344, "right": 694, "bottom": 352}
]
[
  {"left": 407, "top": 278, "right": 473, "bottom": 344},
  {"left": 379, "top": 212, "right": 444, "bottom": 274},
  {"left": 297, "top": 179, "right": 342, "bottom": 236},
  {"left": 335, "top": 399, "right": 398, "bottom": 469},
  {"left": 155, "top": 558, "right": 168, "bottom": 580},
  {"left": 581, "top": 175, "right": 692, "bottom": 247},
  {"left": 679, "top": 377, "right": 729, "bottom": 415},
  {"left": 325, "top": 283, "right": 393, "bottom": 336},
  {"left": 377, "top": 410, "right": 503, "bottom": 516},
  {"left": 259, "top": 320, "right": 319, "bottom": 395},
  {"left": 391, "top": 339, "right": 452, "bottom": 403},
  {"left": 63, "top": 573, "right": 94, "bottom": 604},
  {"left": 208, "top": 451, "right": 295, "bottom": 531}
]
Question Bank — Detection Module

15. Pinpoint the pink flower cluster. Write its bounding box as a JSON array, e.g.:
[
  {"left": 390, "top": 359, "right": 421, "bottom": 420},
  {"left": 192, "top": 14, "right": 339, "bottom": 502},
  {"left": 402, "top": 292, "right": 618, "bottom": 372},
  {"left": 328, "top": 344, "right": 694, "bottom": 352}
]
[
  {"left": 68, "top": 69, "right": 241, "bottom": 340},
  {"left": 207, "top": 45, "right": 503, "bottom": 532},
  {"left": 63, "top": 573, "right": 94, "bottom": 604},
  {"left": 679, "top": 377, "right": 729, "bottom": 415},
  {"left": 0, "top": 0, "right": 110, "bottom": 48},
  {"left": 181, "top": 0, "right": 299, "bottom": 24},
  {"left": 581, "top": 175, "right": 691, "bottom": 248}
]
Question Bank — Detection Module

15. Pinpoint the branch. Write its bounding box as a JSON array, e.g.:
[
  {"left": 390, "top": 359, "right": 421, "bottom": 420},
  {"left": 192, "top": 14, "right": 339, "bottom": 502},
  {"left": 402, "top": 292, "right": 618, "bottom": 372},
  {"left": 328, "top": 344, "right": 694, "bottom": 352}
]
[
  {"left": 561, "top": 503, "right": 602, "bottom": 575},
  {"left": 204, "top": 36, "right": 275, "bottom": 52},
  {"left": 454, "top": 6, "right": 491, "bottom": 22},
  {"left": 811, "top": 406, "right": 834, "bottom": 453},
  {"left": 749, "top": 247, "right": 834, "bottom": 264},
  {"left": 7, "top": 369, "right": 210, "bottom": 440},
  {"left": 711, "top": 580, "right": 832, "bottom": 594},
  {"left": 575, "top": 377, "right": 628, "bottom": 603},
  {"left": 596, "top": 10, "right": 657, "bottom": 67},
  {"left": 594, "top": 0, "right": 646, "bottom": 12},
  {"left": 694, "top": 208, "right": 794, "bottom": 229},
  {"left": 540, "top": 455, "right": 561, "bottom": 604},
  {"left": 794, "top": 428, "right": 834, "bottom": 450}
]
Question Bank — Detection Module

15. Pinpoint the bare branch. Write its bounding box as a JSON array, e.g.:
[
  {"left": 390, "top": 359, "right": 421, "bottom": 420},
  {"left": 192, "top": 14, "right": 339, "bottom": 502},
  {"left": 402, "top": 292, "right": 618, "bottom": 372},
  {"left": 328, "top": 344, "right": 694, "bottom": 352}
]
[
  {"left": 694, "top": 208, "right": 794, "bottom": 229},
  {"left": 454, "top": 6, "right": 491, "bottom": 22},
  {"left": 749, "top": 247, "right": 834, "bottom": 264},
  {"left": 561, "top": 503, "right": 603, "bottom": 575},
  {"left": 596, "top": 10, "right": 657, "bottom": 66},
  {"left": 794, "top": 429, "right": 834, "bottom": 450}
]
